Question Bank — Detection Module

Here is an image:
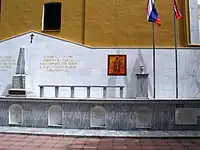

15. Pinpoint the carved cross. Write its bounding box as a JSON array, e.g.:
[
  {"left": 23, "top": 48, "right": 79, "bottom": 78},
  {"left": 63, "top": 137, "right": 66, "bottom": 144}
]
[{"left": 30, "top": 34, "right": 34, "bottom": 43}]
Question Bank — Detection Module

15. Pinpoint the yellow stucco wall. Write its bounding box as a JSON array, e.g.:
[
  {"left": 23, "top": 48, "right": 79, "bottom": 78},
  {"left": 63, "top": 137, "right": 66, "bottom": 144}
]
[
  {"left": 0, "top": 0, "right": 84, "bottom": 44},
  {"left": 0, "top": 0, "right": 186, "bottom": 47}
]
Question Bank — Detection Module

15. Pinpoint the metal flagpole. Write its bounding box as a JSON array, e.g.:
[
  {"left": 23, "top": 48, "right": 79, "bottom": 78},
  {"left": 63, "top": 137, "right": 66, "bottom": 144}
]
[
  {"left": 173, "top": 1, "right": 178, "bottom": 98},
  {"left": 152, "top": 23, "right": 156, "bottom": 98}
]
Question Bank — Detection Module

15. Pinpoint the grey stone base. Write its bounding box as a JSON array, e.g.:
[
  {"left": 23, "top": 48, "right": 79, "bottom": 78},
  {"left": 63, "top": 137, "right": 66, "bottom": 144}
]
[
  {"left": 12, "top": 74, "right": 31, "bottom": 89},
  {"left": 0, "top": 98, "right": 200, "bottom": 130}
]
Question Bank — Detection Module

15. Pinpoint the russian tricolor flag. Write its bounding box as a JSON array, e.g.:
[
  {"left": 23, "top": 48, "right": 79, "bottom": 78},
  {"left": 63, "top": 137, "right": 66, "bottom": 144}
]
[{"left": 146, "top": 0, "right": 161, "bottom": 26}]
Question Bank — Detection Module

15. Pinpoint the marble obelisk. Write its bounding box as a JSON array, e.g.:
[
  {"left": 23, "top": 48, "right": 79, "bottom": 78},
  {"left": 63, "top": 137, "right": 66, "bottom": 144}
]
[
  {"left": 16, "top": 46, "right": 28, "bottom": 75},
  {"left": 8, "top": 46, "right": 34, "bottom": 97}
]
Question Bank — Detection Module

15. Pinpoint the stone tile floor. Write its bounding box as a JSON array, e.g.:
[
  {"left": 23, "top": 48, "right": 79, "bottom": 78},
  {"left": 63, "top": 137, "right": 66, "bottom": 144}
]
[
  {"left": 1, "top": 126, "right": 200, "bottom": 149},
  {"left": 0, "top": 133, "right": 200, "bottom": 150}
]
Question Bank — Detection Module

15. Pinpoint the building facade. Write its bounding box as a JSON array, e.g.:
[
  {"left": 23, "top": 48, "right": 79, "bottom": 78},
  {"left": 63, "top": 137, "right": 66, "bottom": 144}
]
[
  {"left": 0, "top": 0, "right": 199, "bottom": 99},
  {"left": 1, "top": 0, "right": 200, "bottom": 130},
  {"left": 0, "top": 0, "right": 191, "bottom": 47}
]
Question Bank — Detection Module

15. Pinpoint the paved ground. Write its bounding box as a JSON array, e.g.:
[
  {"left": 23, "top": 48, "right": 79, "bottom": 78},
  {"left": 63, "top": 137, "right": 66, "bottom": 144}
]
[{"left": 0, "top": 134, "right": 200, "bottom": 150}]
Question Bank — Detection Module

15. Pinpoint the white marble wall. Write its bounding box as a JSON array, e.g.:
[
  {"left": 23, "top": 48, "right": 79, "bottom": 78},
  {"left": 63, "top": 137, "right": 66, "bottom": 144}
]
[
  {"left": 178, "top": 49, "right": 200, "bottom": 98},
  {"left": 0, "top": 32, "right": 199, "bottom": 98}
]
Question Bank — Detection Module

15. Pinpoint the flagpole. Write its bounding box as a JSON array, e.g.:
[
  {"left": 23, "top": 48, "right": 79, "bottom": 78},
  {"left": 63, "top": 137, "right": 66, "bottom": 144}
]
[
  {"left": 173, "top": 1, "right": 178, "bottom": 99},
  {"left": 152, "top": 23, "right": 156, "bottom": 99}
]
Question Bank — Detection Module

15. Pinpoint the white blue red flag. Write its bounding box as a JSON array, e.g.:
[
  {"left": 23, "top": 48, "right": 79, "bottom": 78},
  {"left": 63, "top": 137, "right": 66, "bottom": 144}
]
[{"left": 146, "top": 0, "right": 161, "bottom": 26}]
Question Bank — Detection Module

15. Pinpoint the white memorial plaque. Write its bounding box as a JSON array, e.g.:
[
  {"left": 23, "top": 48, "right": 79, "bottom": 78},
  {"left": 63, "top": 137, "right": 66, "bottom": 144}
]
[
  {"left": 90, "top": 106, "right": 106, "bottom": 127},
  {"left": 136, "top": 107, "right": 152, "bottom": 128},
  {"left": 9, "top": 104, "right": 22, "bottom": 125},
  {"left": 175, "top": 108, "right": 197, "bottom": 125},
  {"left": 48, "top": 105, "right": 62, "bottom": 126}
]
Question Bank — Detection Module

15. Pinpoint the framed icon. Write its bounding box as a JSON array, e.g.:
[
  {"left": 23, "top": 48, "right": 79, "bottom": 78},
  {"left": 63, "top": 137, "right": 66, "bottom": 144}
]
[{"left": 107, "top": 55, "right": 127, "bottom": 76}]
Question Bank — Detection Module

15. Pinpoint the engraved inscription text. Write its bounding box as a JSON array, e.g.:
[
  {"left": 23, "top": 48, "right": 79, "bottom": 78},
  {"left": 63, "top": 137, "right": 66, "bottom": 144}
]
[
  {"left": 40, "top": 56, "right": 77, "bottom": 72},
  {"left": 0, "top": 56, "right": 16, "bottom": 71}
]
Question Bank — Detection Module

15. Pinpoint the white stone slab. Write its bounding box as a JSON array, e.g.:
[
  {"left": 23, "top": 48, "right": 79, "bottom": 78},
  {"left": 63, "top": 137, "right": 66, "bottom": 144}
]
[
  {"left": 90, "top": 106, "right": 106, "bottom": 127},
  {"left": 48, "top": 105, "right": 63, "bottom": 126},
  {"left": 175, "top": 108, "right": 197, "bottom": 125},
  {"left": 9, "top": 104, "right": 23, "bottom": 125},
  {"left": 136, "top": 107, "right": 152, "bottom": 128}
]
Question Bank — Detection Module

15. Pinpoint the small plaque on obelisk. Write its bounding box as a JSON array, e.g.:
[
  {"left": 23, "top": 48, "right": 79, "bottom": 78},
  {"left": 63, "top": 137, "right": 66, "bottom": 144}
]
[{"left": 8, "top": 46, "right": 34, "bottom": 97}]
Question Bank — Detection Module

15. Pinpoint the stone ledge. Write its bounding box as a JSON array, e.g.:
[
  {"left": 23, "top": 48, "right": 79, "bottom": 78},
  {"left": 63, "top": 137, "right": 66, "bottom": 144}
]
[
  {"left": 0, "top": 126, "right": 200, "bottom": 138},
  {"left": 0, "top": 97, "right": 200, "bottom": 104}
]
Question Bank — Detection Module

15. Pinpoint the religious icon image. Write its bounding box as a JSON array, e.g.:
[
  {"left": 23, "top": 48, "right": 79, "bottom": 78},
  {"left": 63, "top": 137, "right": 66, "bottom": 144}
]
[{"left": 107, "top": 55, "right": 127, "bottom": 76}]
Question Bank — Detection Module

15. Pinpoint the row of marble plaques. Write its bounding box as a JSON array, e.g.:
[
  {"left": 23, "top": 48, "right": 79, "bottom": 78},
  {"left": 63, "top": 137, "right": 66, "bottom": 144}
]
[{"left": 8, "top": 104, "right": 199, "bottom": 128}]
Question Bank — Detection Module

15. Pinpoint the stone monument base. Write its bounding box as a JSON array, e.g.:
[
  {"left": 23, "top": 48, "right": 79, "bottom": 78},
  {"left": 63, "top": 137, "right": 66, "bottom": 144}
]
[
  {"left": 8, "top": 89, "right": 35, "bottom": 97},
  {"left": 12, "top": 74, "right": 31, "bottom": 89},
  {"left": 0, "top": 98, "right": 199, "bottom": 130}
]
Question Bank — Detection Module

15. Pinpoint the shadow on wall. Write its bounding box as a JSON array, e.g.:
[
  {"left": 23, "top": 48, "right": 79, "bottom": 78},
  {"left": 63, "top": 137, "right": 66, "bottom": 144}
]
[
  {"left": 107, "top": 76, "right": 117, "bottom": 98},
  {"left": 125, "top": 49, "right": 152, "bottom": 98},
  {"left": 124, "top": 57, "right": 139, "bottom": 98},
  {"left": 137, "top": 49, "right": 152, "bottom": 98}
]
